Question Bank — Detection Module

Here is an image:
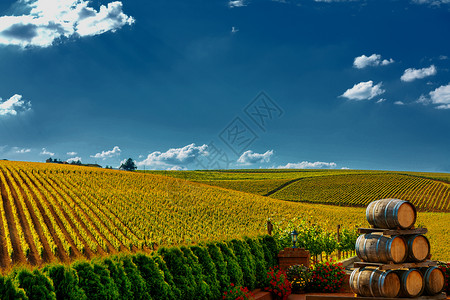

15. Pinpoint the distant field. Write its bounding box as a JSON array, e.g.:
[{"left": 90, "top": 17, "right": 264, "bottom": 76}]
[
  {"left": 0, "top": 161, "right": 448, "bottom": 274},
  {"left": 147, "top": 169, "right": 450, "bottom": 212}
]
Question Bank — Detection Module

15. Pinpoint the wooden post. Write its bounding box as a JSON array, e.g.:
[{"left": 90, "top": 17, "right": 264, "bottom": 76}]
[
  {"left": 267, "top": 219, "right": 273, "bottom": 235},
  {"left": 337, "top": 224, "right": 341, "bottom": 260}
]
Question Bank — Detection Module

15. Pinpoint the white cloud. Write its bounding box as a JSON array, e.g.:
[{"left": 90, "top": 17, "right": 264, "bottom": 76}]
[
  {"left": 237, "top": 150, "right": 273, "bottom": 165},
  {"left": 401, "top": 65, "right": 437, "bottom": 82},
  {"left": 40, "top": 147, "right": 55, "bottom": 156},
  {"left": 90, "top": 146, "right": 121, "bottom": 159},
  {"left": 0, "top": 94, "right": 31, "bottom": 116},
  {"left": 412, "top": 0, "right": 450, "bottom": 5},
  {"left": 67, "top": 156, "right": 82, "bottom": 163},
  {"left": 67, "top": 151, "right": 77, "bottom": 156},
  {"left": 394, "top": 101, "right": 405, "bottom": 105},
  {"left": 137, "top": 143, "right": 208, "bottom": 169},
  {"left": 341, "top": 81, "right": 385, "bottom": 101},
  {"left": 0, "top": 0, "right": 134, "bottom": 48},
  {"left": 376, "top": 98, "right": 386, "bottom": 104},
  {"left": 231, "top": 26, "right": 239, "bottom": 34},
  {"left": 15, "top": 148, "right": 31, "bottom": 154},
  {"left": 277, "top": 161, "right": 337, "bottom": 169},
  {"left": 229, "top": 0, "right": 246, "bottom": 8},
  {"left": 422, "top": 83, "right": 450, "bottom": 109},
  {"left": 353, "top": 54, "right": 394, "bottom": 69}
]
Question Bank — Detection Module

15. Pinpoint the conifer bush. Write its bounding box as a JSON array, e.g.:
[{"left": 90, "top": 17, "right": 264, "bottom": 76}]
[
  {"left": 43, "top": 264, "right": 86, "bottom": 300},
  {"left": 206, "top": 242, "right": 230, "bottom": 292},
  {"left": 73, "top": 261, "right": 119, "bottom": 300},
  {"left": 230, "top": 239, "right": 257, "bottom": 290},
  {"left": 0, "top": 276, "right": 27, "bottom": 300},
  {"left": 15, "top": 269, "right": 56, "bottom": 300},
  {"left": 245, "top": 237, "right": 268, "bottom": 287},
  {"left": 216, "top": 242, "right": 244, "bottom": 287},
  {"left": 191, "top": 245, "right": 221, "bottom": 300}
]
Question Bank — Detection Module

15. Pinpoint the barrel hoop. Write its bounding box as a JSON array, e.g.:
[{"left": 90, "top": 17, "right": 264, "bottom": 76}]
[
  {"left": 366, "top": 202, "right": 372, "bottom": 224},
  {"left": 386, "top": 236, "right": 393, "bottom": 262},
  {"left": 355, "top": 235, "right": 362, "bottom": 259},
  {"left": 385, "top": 199, "right": 395, "bottom": 228},
  {"left": 349, "top": 269, "right": 356, "bottom": 293},
  {"left": 379, "top": 271, "right": 386, "bottom": 297},
  {"left": 393, "top": 200, "right": 404, "bottom": 228},
  {"left": 375, "top": 235, "right": 382, "bottom": 262},
  {"left": 356, "top": 268, "right": 362, "bottom": 295},
  {"left": 362, "top": 235, "right": 369, "bottom": 261},
  {"left": 368, "top": 268, "right": 376, "bottom": 297},
  {"left": 423, "top": 268, "right": 431, "bottom": 293},
  {"left": 372, "top": 200, "right": 379, "bottom": 227},
  {"left": 408, "top": 235, "right": 417, "bottom": 260}
]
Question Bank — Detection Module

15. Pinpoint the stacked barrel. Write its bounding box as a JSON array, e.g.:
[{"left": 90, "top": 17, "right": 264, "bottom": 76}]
[{"left": 350, "top": 199, "right": 446, "bottom": 298}]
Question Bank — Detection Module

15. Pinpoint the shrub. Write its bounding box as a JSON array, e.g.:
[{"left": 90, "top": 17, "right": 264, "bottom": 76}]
[
  {"left": 152, "top": 254, "right": 180, "bottom": 299},
  {"left": 216, "top": 242, "right": 244, "bottom": 287},
  {"left": 191, "top": 245, "right": 221, "bottom": 299},
  {"left": 308, "top": 261, "right": 345, "bottom": 293},
  {"left": 14, "top": 269, "right": 56, "bottom": 300},
  {"left": 117, "top": 256, "right": 149, "bottom": 300},
  {"left": 285, "top": 265, "right": 310, "bottom": 293},
  {"left": 158, "top": 247, "right": 196, "bottom": 299},
  {"left": 222, "top": 283, "right": 255, "bottom": 300},
  {"left": 264, "top": 266, "right": 291, "bottom": 300},
  {"left": 101, "top": 258, "right": 132, "bottom": 300},
  {"left": 438, "top": 262, "right": 450, "bottom": 293},
  {"left": 206, "top": 243, "right": 230, "bottom": 292},
  {"left": 230, "top": 239, "right": 256, "bottom": 290},
  {"left": 0, "top": 275, "right": 27, "bottom": 299},
  {"left": 43, "top": 264, "right": 86, "bottom": 300},
  {"left": 132, "top": 253, "right": 173, "bottom": 300},
  {"left": 260, "top": 235, "right": 278, "bottom": 267},
  {"left": 245, "top": 237, "right": 267, "bottom": 287},
  {"left": 73, "top": 261, "right": 119, "bottom": 300},
  {"left": 180, "top": 246, "right": 211, "bottom": 299}
]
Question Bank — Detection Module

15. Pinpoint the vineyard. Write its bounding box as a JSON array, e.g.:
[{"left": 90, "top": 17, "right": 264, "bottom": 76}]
[
  {"left": 149, "top": 170, "right": 450, "bottom": 212},
  {"left": 0, "top": 160, "right": 448, "bottom": 273}
]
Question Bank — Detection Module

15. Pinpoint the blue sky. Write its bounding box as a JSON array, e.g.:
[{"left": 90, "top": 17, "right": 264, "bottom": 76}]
[{"left": 0, "top": 0, "right": 449, "bottom": 172}]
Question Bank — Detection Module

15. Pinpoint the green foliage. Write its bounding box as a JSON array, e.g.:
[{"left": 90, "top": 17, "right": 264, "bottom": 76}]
[
  {"left": 180, "top": 246, "right": 211, "bottom": 299},
  {"left": 73, "top": 261, "right": 119, "bottom": 300},
  {"left": 101, "top": 257, "right": 133, "bottom": 300},
  {"left": 132, "top": 253, "right": 173, "bottom": 300},
  {"left": 264, "top": 266, "right": 291, "bottom": 300},
  {"left": 206, "top": 242, "right": 230, "bottom": 292},
  {"left": 216, "top": 242, "right": 244, "bottom": 287},
  {"left": 222, "top": 283, "right": 255, "bottom": 300},
  {"left": 245, "top": 237, "right": 267, "bottom": 287},
  {"left": 190, "top": 245, "right": 221, "bottom": 299},
  {"left": 0, "top": 275, "right": 27, "bottom": 300},
  {"left": 308, "top": 261, "right": 345, "bottom": 292},
  {"left": 260, "top": 235, "right": 279, "bottom": 268},
  {"left": 117, "top": 256, "right": 149, "bottom": 300},
  {"left": 286, "top": 265, "right": 311, "bottom": 293},
  {"left": 158, "top": 247, "right": 196, "bottom": 299},
  {"left": 152, "top": 254, "right": 180, "bottom": 299},
  {"left": 14, "top": 269, "right": 56, "bottom": 300},
  {"left": 229, "top": 239, "right": 256, "bottom": 290},
  {"left": 43, "top": 264, "right": 86, "bottom": 300},
  {"left": 120, "top": 158, "right": 137, "bottom": 171}
]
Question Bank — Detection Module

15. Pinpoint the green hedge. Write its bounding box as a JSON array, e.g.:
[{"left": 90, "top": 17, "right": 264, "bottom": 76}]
[{"left": 0, "top": 235, "right": 279, "bottom": 300}]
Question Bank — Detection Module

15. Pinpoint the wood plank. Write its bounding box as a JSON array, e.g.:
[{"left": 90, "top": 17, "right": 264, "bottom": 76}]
[
  {"left": 305, "top": 292, "right": 447, "bottom": 300},
  {"left": 357, "top": 228, "right": 428, "bottom": 235},
  {"left": 354, "top": 260, "right": 437, "bottom": 270}
]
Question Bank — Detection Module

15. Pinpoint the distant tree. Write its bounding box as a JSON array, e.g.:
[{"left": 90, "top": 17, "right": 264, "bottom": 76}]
[
  {"left": 120, "top": 158, "right": 137, "bottom": 171},
  {"left": 46, "top": 158, "right": 53, "bottom": 163}
]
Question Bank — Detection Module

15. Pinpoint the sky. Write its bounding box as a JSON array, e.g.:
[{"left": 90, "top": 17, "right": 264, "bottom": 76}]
[{"left": 0, "top": 0, "right": 449, "bottom": 172}]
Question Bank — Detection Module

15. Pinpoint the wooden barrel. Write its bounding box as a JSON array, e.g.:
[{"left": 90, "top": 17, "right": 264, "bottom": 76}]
[
  {"left": 366, "top": 199, "right": 416, "bottom": 229},
  {"left": 406, "top": 235, "right": 430, "bottom": 262},
  {"left": 419, "top": 267, "right": 445, "bottom": 295},
  {"left": 395, "top": 269, "right": 424, "bottom": 298},
  {"left": 355, "top": 233, "right": 407, "bottom": 263},
  {"left": 350, "top": 267, "right": 400, "bottom": 298}
]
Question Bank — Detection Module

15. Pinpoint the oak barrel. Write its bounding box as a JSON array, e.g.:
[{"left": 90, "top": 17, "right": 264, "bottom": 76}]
[
  {"left": 350, "top": 267, "right": 400, "bottom": 298},
  {"left": 366, "top": 199, "right": 416, "bottom": 229},
  {"left": 355, "top": 233, "right": 407, "bottom": 263},
  {"left": 395, "top": 268, "right": 424, "bottom": 298},
  {"left": 406, "top": 234, "right": 430, "bottom": 262},
  {"left": 419, "top": 266, "right": 445, "bottom": 295}
]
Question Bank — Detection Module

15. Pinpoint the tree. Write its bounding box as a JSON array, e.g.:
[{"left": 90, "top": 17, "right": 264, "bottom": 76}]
[{"left": 120, "top": 158, "right": 137, "bottom": 171}]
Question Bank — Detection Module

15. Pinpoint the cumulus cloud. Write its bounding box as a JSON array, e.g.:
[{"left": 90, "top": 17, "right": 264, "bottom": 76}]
[
  {"left": 376, "top": 98, "right": 386, "bottom": 104},
  {"left": 401, "top": 65, "right": 437, "bottom": 82},
  {"left": 137, "top": 143, "right": 208, "bottom": 170},
  {"left": 67, "top": 156, "right": 82, "bottom": 163},
  {"left": 394, "top": 101, "right": 405, "bottom": 105},
  {"left": 229, "top": 0, "right": 246, "bottom": 8},
  {"left": 353, "top": 54, "right": 394, "bottom": 69},
  {"left": 277, "top": 161, "right": 337, "bottom": 169},
  {"left": 0, "top": 94, "right": 31, "bottom": 116},
  {"left": 14, "top": 148, "right": 31, "bottom": 154},
  {"left": 340, "top": 81, "right": 385, "bottom": 101},
  {"left": 40, "top": 148, "right": 55, "bottom": 156},
  {"left": 90, "top": 146, "right": 121, "bottom": 159},
  {"left": 0, "top": 0, "right": 135, "bottom": 48},
  {"left": 67, "top": 151, "right": 77, "bottom": 156},
  {"left": 237, "top": 150, "right": 273, "bottom": 165},
  {"left": 418, "top": 83, "right": 450, "bottom": 109}
]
